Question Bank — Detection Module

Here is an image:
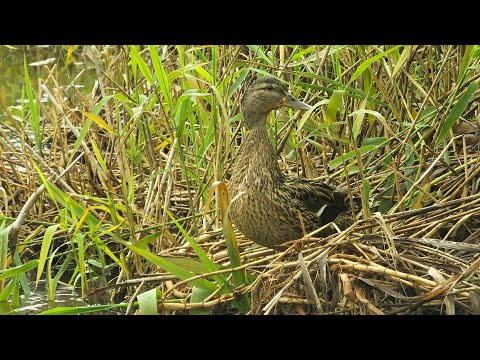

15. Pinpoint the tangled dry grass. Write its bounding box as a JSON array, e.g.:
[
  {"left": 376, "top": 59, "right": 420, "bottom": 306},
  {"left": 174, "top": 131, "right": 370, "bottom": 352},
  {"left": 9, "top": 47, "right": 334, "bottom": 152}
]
[{"left": 153, "top": 141, "right": 480, "bottom": 315}]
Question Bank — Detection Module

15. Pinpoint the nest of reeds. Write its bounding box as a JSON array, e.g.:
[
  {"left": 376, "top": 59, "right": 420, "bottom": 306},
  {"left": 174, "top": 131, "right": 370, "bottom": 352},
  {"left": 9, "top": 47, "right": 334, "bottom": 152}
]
[
  {"left": 148, "top": 135, "right": 480, "bottom": 315},
  {"left": 151, "top": 198, "right": 480, "bottom": 314}
]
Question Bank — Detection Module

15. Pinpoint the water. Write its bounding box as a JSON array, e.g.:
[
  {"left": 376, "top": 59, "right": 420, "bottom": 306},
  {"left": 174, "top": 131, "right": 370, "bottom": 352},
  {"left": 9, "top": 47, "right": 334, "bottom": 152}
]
[
  {"left": 0, "top": 281, "right": 86, "bottom": 315},
  {"left": 0, "top": 45, "right": 96, "bottom": 122}
]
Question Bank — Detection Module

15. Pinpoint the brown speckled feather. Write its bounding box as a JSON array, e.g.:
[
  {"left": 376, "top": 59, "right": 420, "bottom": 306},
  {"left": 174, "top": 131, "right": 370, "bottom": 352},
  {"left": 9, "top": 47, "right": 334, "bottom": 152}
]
[{"left": 228, "top": 77, "right": 358, "bottom": 249}]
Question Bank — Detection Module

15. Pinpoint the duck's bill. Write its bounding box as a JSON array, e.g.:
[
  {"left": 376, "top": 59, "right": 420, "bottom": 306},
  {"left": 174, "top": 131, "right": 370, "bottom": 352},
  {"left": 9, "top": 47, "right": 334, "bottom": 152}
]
[{"left": 284, "top": 94, "right": 311, "bottom": 110}]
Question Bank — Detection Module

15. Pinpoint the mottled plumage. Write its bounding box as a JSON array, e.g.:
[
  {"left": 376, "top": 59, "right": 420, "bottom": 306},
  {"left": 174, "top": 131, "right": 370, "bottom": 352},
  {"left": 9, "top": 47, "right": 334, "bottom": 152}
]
[{"left": 228, "top": 77, "right": 358, "bottom": 249}]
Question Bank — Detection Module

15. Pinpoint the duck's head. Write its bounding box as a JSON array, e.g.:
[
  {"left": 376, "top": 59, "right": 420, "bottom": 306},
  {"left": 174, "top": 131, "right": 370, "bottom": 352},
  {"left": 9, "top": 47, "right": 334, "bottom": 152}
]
[{"left": 241, "top": 77, "right": 310, "bottom": 129}]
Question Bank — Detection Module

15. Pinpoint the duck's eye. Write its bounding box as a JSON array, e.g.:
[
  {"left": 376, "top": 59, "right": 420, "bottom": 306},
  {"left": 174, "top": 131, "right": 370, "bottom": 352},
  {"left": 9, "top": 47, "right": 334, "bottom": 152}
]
[{"left": 266, "top": 85, "right": 274, "bottom": 91}]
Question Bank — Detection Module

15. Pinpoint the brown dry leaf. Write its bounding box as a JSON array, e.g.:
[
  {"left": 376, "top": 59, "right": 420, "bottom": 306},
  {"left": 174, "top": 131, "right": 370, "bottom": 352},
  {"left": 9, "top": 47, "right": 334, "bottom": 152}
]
[
  {"left": 428, "top": 267, "right": 447, "bottom": 284},
  {"left": 298, "top": 252, "right": 323, "bottom": 313},
  {"left": 426, "top": 267, "right": 456, "bottom": 313},
  {"left": 355, "top": 288, "right": 384, "bottom": 315},
  {"left": 412, "top": 182, "right": 431, "bottom": 210},
  {"left": 329, "top": 270, "right": 340, "bottom": 311},
  {"left": 421, "top": 274, "right": 462, "bottom": 301},
  {"left": 464, "top": 134, "right": 480, "bottom": 146},
  {"left": 295, "top": 305, "right": 307, "bottom": 315},
  {"left": 469, "top": 290, "right": 480, "bottom": 315},
  {"left": 359, "top": 277, "right": 411, "bottom": 299},
  {"left": 454, "top": 119, "right": 479, "bottom": 135},
  {"left": 460, "top": 255, "right": 480, "bottom": 282},
  {"left": 355, "top": 287, "right": 369, "bottom": 304},
  {"left": 367, "top": 304, "right": 385, "bottom": 315},
  {"left": 445, "top": 295, "right": 455, "bottom": 315},
  {"left": 340, "top": 273, "right": 357, "bottom": 304}
]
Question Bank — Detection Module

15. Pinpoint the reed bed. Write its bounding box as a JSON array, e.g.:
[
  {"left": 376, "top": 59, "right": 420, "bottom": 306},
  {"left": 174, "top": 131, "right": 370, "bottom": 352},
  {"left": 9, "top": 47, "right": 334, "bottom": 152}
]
[{"left": 0, "top": 45, "right": 479, "bottom": 314}]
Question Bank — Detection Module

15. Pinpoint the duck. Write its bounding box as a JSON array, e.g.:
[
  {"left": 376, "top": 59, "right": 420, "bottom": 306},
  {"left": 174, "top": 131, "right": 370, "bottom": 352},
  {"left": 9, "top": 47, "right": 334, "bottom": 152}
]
[{"left": 228, "top": 76, "right": 358, "bottom": 250}]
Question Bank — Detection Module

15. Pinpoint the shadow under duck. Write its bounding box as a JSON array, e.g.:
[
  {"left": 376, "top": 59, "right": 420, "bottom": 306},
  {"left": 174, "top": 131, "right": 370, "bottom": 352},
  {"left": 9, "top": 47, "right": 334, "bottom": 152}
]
[{"left": 228, "top": 77, "right": 357, "bottom": 250}]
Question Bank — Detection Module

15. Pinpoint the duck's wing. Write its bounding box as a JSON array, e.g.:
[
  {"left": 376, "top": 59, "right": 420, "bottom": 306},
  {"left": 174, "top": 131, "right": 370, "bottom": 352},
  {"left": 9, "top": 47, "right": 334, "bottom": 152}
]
[
  {"left": 282, "top": 176, "right": 336, "bottom": 211},
  {"left": 282, "top": 176, "right": 355, "bottom": 223}
]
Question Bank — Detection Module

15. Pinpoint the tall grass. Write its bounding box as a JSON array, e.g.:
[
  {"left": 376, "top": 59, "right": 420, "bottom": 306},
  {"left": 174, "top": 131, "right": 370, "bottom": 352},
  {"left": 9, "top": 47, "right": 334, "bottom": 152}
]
[{"left": 0, "top": 45, "right": 479, "bottom": 314}]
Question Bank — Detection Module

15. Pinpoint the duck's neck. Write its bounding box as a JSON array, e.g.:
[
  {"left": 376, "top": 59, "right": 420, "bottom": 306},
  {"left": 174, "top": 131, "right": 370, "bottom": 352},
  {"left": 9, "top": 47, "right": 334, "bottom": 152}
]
[{"left": 230, "top": 113, "right": 283, "bottom": 192}]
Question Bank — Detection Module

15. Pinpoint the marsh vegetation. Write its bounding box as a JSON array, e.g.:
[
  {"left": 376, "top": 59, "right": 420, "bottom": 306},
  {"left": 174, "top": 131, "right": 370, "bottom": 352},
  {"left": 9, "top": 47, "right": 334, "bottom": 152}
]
[{"left": 1, "top": 45, "right": 479, "bottom": 314}]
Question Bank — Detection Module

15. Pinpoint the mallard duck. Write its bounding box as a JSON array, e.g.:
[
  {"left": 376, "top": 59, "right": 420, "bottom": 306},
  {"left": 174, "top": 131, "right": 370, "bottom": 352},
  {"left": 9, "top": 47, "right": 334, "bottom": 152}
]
[{"left": 228, "top": 77, "right": 357, "bottom": 249}]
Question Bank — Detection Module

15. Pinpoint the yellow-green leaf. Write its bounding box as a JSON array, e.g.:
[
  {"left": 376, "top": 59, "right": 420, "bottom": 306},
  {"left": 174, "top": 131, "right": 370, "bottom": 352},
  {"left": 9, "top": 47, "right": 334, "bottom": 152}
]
[
  {"left": 81, "top": 111, "right": 117, "bottom": 135},
  {"left": 391, "top": 45, "right": 412, "bottom": 79},
  {"left": 326, "top": 90, "right": 344, "bottom": 126},
  {"left": 350, "top": 45, "right": 402, "bottom": 83},
  {"left": 458, "top": 45, "right": 474, "bottom": 86},
  {"left": 351, "top": 97, "right": 368, "bottom": 141},
  {"left": 121, "top": 241, "right": 218, "bottom": 292},
  {"left": 0, "top": 260, "right": 38, "bottom": 280},
  {"left": 36, "top": 224, "right": 59, "bottom": 285}
]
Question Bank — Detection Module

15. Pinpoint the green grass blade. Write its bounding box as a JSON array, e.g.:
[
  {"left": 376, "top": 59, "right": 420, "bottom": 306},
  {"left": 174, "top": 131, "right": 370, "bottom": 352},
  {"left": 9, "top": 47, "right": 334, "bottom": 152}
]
[
  {"left": 435, "top": 81, "right": 478, "bottom": 148},
  {"left": 391, "top": 45, "right": 412, "bottom": 79},
  {"left": 164, "top": 208, "right": 221, "bottom": 274},
  {"left": 138, "top": 288, "right": 159, "bottom": 315},
  {"left": 246, "top": 45, "right": 273, "bottom": 65},
  {"left": 158, "top": 256, "right": 213, "bottom": 275},
  {"left": 326, "top": 90, "right": 345, "bottom": 126},
  {"left": 90, "top": 138, "right": 108, "bottom": 174},
  {"left": 228, "top": 70, "right": 248, "bottom": 98},
  {"left": 195, "top": 65, "right": 213, "bottom": 83},
  {"left": 24, "top": 54, "right": 41, "bottom": 152},
  {"left": 0, "top": 278, "right": 16, "bottom": 301},
  {"left": 352, "top": 97, "right": 368, "bottom": 141},
  {"left": 164, "top": 209, "right": 236, "bottom": 292},
  {"left": 81, "top": 111, "right": 117, "bottom": 135},
  {"left": 212, "top": 45, "right": 218, "bottom": 85},
  {"left": 329, "top": 142, "right": 389, "bottom": 170},
  {"left": 74, "top": 233, "right": 86, "bottom": 297},
  {"left": 12, "top": 251, "right": 30, "bottom": 296},
  {"left": 68, "top": 118, "right": 93, "bottom": 164},
  {"left": 121, "top": 241, "right": 218, "bottom": 292},
  {"left": 148, "top": 45, "right": 173, "bottom": 111},
  {"left": 190, "top": 287, "right": 212, "bottom": 315},
  {"left": 458, "top": 45, "right": 474, "bottom": 86},
  {"left": 92, "top": 95, "right": 114, "bottom": 115},
  {"left": 10, "top": 276, "right": 20, "bottom": 308},
  {"left": 38, "top": 303, "right": 128, "bottom": 315},
  {"left": 35, "top": 167, "right": 101, "bottom": 231},
  {"left": 216, "top": 182, "right": 246, "bottom": 287},
  {"left": 0, "top": 259, "right": 38, "bottom": 280},
  {"left": 362, "top": 179, "right": 371, "bottom": 205},
  {"left": 36, "top": 224, "right": 59, "bottom": 285},
  {"left": 350, "top": 45, "right": 402, "bottom": 83},
  {"left": 348, "top": 109, "right": 387, "bottom": 130},
  {"left": 332, "top": 51, "right": 342, "bottom": 83},
  {"left": 92, "top": 238, "right": 125, "bottom": 273},
  {"left": 129, "top": 45, "right": 154, "bottom": 85},
  {"left": 296, "top": 99, "right": 330, "bottom": 134},
  {"left": 50, "top": 251, "right": 73, "bottom": 301}
]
